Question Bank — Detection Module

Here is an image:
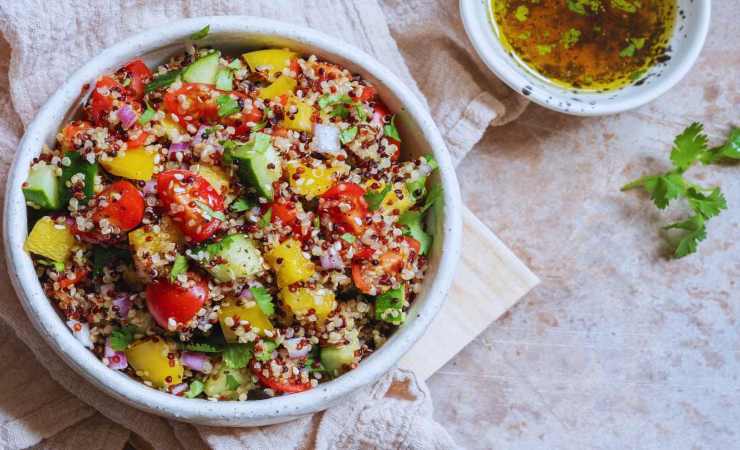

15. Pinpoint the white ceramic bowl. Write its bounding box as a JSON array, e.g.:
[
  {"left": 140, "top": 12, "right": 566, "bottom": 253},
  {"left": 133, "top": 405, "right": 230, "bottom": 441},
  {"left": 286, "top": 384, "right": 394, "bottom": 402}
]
[
  {"left": 3, "top": 16, "right": 462, "bottom": 426},
  {"left": 460, "top": 0, "right": 711, "bottom": 116}
]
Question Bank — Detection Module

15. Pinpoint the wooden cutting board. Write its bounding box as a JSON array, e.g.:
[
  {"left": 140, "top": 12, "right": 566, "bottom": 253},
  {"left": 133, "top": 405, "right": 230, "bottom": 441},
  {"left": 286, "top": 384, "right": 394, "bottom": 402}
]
[{"left": 399, "top": 207, "right": 540, "bottom": 379}]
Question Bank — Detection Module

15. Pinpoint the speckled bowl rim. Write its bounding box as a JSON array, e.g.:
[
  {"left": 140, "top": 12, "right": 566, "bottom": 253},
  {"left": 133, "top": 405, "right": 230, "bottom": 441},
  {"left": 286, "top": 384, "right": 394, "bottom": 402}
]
[
  {"left": 3, "top": 16, "right": 462, "bottom": 427},
  {"left": 460, "top": 0, "right": 711, "bottom": 116}
]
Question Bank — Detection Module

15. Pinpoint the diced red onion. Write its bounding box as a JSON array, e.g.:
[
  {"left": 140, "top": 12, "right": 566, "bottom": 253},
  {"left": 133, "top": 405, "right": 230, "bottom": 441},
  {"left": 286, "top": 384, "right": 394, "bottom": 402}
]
[
  {"left": 142, "top": 180, "right": 157, "bottom": 195},
  {"left": 192, "top": 125, "right": 208, "bottom": 145},
  {"left": 112, "top": 294, "right": 132, "bottom": 319},
  {"left": 283, "top": 338, "right": 311, "bottom": 359},
  {"left": 313, "top": 124, "right": 340, "bottom": 154},
  {"left": 104, "top": 338, "right": 128, "bottom": 370},
  {"left": 171, "top": 383, "right": 189, "bottom": 396},
  {"left": 168, "top": 142, "right": 190, "bottom": 158},
  {"left": 182, "top": 351, "right": 209, "bottom": 372},
  {"left": 320, "top": 247, "right": 343, "bottom": 270},
  {"left": 117, "top": 104, "right": 137, "bottom": 130},
  {"left": 66, "top": 319, "right": 93, "bottom": 349}
]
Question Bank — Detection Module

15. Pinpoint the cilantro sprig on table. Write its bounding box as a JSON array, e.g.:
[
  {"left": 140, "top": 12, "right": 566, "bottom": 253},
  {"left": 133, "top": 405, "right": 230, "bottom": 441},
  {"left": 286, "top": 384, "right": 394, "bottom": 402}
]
[{"left": 621, "top": 123, "right": 738, "bottom": 258}]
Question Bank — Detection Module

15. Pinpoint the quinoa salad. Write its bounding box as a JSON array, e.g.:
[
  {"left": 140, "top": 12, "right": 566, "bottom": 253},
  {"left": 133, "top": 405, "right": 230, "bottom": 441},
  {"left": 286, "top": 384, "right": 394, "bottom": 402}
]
[{"left": 21, "top": 29, "right": 441, "bottom": 401}]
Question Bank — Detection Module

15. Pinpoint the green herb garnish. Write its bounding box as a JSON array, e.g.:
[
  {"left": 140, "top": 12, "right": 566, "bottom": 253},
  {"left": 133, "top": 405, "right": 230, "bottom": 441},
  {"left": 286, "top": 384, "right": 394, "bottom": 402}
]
[
  {"left": 225, "top": 374, "right": 241, "bottom": 391},
  {"left": 110, "top": 325, "right": 137, "bottom": 351},
  {"left": 341, "top": 233, "right": 356, "bottom": 243},
  {"left": 364, "top": 184, "right": 391, "bottom": 211},
  {"left": 340, "top": 126, "right": 358, "bottom": 144},
  {"left": 194, "top": 200, "right": 227, "bottom": 221},
  {"left": 139, "top": 103, "right": 155, "bottom": 125},
  {"left": 229, "top": 197, "right": 253, "bottom": 213},
  {"left": 383, "top": 115, "right": 401, "bottom": 142},
  {"left": 190, "top": 25, "right": 210, "bottom": 40},
  {"left": 170, "top": 254, "right": 188, "bottom": 281},
  {"left": 375, "top": 286, "right": 406, "bottom": 325},
  {"left": 215, "top": 94, "right": 240, "bottom": 117},
  {"left": 185, "top": 380, "right": 204, "bottom": 398},
  {"left": 250, "top": 286, "right": 275, "bottom": 316},
  {"left": 145, "top": 69, "right": 182, "bottom": 93},
  {"left": 258, "top": 208, "right": 272, "bottom": 228},
  {"left": 255, "top": 340, "right": 277, "bottom": 362},
  {"left": 223, "top": 344, "right": 253, "bottom": 369}
]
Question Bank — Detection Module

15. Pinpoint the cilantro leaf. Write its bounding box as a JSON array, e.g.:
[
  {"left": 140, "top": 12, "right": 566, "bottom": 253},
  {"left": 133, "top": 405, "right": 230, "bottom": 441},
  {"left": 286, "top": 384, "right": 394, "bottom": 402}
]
[
  {"left": 670, "top": 122, "right": 709, "bottom": 171},
  {"left": 194, "top": 200, "right": 227, "bottom": 221},
  {"left": 170, "top": 254, "right": 188, "bottom": 281},
  {"left": 331, "top": 103, "right": 350, "bottom": 119},
  {"left": 383, "top": 115, "right": 401, "bottom": 142},
  {"left": 702, "top": 127, "right": 740, "bottom": 164},
  {"left": 686, "top": 187, "right": 727, "bottom": 220},
  {"left": 223, "top": 344, "right": 253, "bottom": 369},
  {"left": 216, "top": 94, "right": 240, "bottom": 117},
  {"left": 250, "top": 286, "right": 275, "bottom": 316},
  {"left": 258, "top": 208, "right": 272, "bottom": 228},
  {"left": 663, "top": 215, "right": 707, "bottom": 258},
  {"left": 37, "top": 258, "right": 65, "bottom": 272},
  {"left": 398, "top": 211, "right": 432, "bottom": 255},
  {"left": 341, "top": 233, "right": 356, "bottom": 243},
  {"left": 424, "top": 154, "right": 439, "bottom": 170},
  {"left": 255, "top": 340, "right": 277, "bottom": 362},
  {"left": 364, "top": 184, "right": 391, "bottom": 211},
  {"left": 185, "top": 380, "right": 204, "bottom": 398},
  {"left": 355, "top": 104, "right": 368, "bottom": 121},
  {"left": 139, "top": 103, "right": 155, "bottom": 125},
  {"left": 643, "top": 173, "right": 686, "bottom": 209},
  {"left": 225, "top": 374, "right": 241, "bottom": 391},
  {"left": 145, "top": 69, "right": 182, "bottom": 93},
  {"left": 421, "top": 184, "right": 443, "bottom": 212},
  {"left": 229, "top": 197, "right": 253, "bottom": 213},
  {"left": 190, "top": 25, "right": 210, "bottom": 40},
  {"left": 92, "top": 246, "right": 131, "bottom": 277},
  {"left": 340, "top": 126, "right": 358, "bottom": 144},
  {"left": 375, "top": 286, "right": 406, "bottom": 325},
  {"left": 182, "top": 341, "right": 224, "bottom": 353},
  {"left": 318, "top": 94, "right": 352, "bottom": 109},
  {"left": 110, "top": 325, "right": 137, "bottom": 351}
]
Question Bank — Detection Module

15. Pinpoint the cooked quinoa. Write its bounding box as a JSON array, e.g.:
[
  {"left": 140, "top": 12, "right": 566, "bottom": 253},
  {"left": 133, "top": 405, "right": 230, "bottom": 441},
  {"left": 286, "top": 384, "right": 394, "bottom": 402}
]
[{"left": 21, "top": 38, "right": 441, "bottom": 400}]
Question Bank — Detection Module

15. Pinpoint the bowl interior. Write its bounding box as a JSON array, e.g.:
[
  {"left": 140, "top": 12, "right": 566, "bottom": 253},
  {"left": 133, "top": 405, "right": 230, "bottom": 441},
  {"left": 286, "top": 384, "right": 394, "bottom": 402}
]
[
  {"left": 461, "top": 0, "right": 710, "bottom": 115},
  {"left": 4, "top": 17, "right": 461, "bottom": 426}
]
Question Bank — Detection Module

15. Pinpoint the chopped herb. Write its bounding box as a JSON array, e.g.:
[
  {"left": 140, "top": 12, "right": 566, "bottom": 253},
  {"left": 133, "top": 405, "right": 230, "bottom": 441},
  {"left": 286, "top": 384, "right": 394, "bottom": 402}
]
[
  {"left": 537, "top": 44, "right": 554, "bottom": 56},
  {"left": 92, "top": 246, "right": 131, "bottom": 277},
  {"left": 561, "top": 28, "right": 581, "bottom": 49},
  {"left": 566, "top": 0, "right": 601, "bottom": 15},
  {"left": 185, "top": 380, "right": 204, "bottom": 398},
  {"left": 223, "top": 344, "right": 253, "bottom": 369},
  {"left": 170, "top": 254, "right": 188, "bottom": 281},
  {"left": 194, "top": 200, "right": 227, "bottom": 221},
  {"left": 331, "top": 103, "right": 350, "bottom": 119},
  {"left": 229, "top": 197, "right": 253, "bottom": 213},
  {"left": 383, "top": 115, "right": 401, "bottom": 142},
  {"left": 318, "top": 94, "right": 352, "bottom": 109},
  {"left": 340, "top": 233, "right": 356, "bottom": 243},
  {"left": 138, "top": 103, "right": 156, "bottom": 125},
  {"left": 514, "top": 5, "right": 529, "bottom": 21},
  {"left": 340, "top": 126, "right": 358, "bottom": 144},
  {"left": 701, "top": 127, "right": 740, "bottom": 163},
  {"left": 255, "top": 340, "right": 277, "bottom": 362},
  {"left": 663, "top": 215, "right": 707, "bottom": 259},
  {"left": 37, "top": 258, "right": 66, "bottom": 272},
  {"left": 258, "top": 208, "right": 272, "bottom": 228},
  {"left": 424, "top": 154, "right": 439, "bottom": 170},
  {"left": 364, "top": 184, "right": 391, "bottom": 211},
  {"left": 190, "top": 25, "right": 210, "bottom": 40},
  {"left": 145, "top": 69, "right": 182, "bottom": 93},
  {"left": 610, "top": 0, "right": 639, "bottom": 13},
  {"left": 422, "top": 184, "right": 443, "bottom": 212},
  {"left": 215, "top": 94, "right": 240, "bottom": 117},
  {"left": 182, "top": 341, "right": 224, "bottom": 353},
  {"left": 375, "top": 286, "right": 406, "bottom": 325},
  {"left": 354, "top": 104, "right": 368, "bottom": 121},
  {"left": 516, "top": 31, "right": 532, "bottom": 40},
  {"left": 398, "top": 211, "right": 432, "bottom": 255},
  {"left": 250, "top": 286, "right": 275, "bottom": 316},
  {"left": 110, "top": 325, "right": 137, "bottom": 351},
  {"left": 225, "top": 374, "right": 241, "bottom": 391}
]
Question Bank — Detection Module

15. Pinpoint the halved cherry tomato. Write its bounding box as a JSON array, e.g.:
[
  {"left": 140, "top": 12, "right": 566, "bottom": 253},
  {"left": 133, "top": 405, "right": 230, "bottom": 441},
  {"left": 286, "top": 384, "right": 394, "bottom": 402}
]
[
  {"left": 372, "top": 102, "right": 400, "bottom": 161},
  {"left": 319, "top": 182, "right": 369, "bottom": 236},
  {"left": 120, "top": 59, "right": 152, "bottom": 99},
  {"left": 146, "top": 272, "right": 208, "bottom": 328},
  {"left": 250, "top": 360, "right": 311, "bottom": 394},
  {"left": 268, "top": 199, "right": 307, "bottom": 239},
  {"left": 156, "top": 169, "right": 224, "bottom": 242},
  {"left": 404, "top": 236, "right": 421, "bottom": 254},
  {"left": 350, "top": 237, "right": 419, "bottom": 295},
  {"left": 163, "top": 83, "right": 220, "bottom": 126},
  {"left": 233, "top": 107, "right": 265, "bottom": 137},
  {"left": 61, "top": 121, "right": 92, "bottom": 150},
  {"left": 125, "top": 130, "right": 151, "bottom": 148},
  {"left": 74, "top": 181, "right": 145, "bottom": 243},
  {"left": 357, "top": 85, "right": 376, "bottom": 102},
  {"left": 289, "top": 58, "right": 301, "bottom": 75},
  {"left": 58, "top": 268, "right": 89, "bottom": 290},
  {"left": 88, "top": 76, "right": 125, "bottom": 126}
]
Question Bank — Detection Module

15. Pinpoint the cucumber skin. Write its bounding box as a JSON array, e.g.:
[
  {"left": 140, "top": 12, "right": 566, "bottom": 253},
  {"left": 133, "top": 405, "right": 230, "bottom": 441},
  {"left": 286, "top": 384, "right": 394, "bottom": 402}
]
[
  {"left": 182, "top": 52, "right": 221, "bottom": 85},
  {"left": 195, "top": 234, "right": 263, "bottom": 282},
  {"left": 23, "top": 164, "right": 61, "bottom": 210},
  {"left": 232, "top": 143, "right": 281, "bottom": 201},
  {"left": 320, "top": 338, "right": 361, "bottom": 375}
]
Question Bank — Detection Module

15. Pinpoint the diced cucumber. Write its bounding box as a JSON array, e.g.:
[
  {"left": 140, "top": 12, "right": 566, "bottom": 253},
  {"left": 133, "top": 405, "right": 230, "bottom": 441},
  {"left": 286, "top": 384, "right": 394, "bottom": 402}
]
[
  {"left": 375, "top": 286, "right": 406, "bottom": 325},
  {"left": 204, "top": 363, "right": 253, "bottom": 400},
  {"left": 215, "top": 68, "right": 234, "bottom": 91},
  {"left": 231, "top": 133, "right": 282, "bottom": 200},
  {"left": 60, "top": 152, "right": 98, "bottom": 206},
  {"left": 320, "top": 335, "right": 360, "bottom": 375},
  {"left": 189, "top": 233, "right": 263, "bottom": 282},
  {"left": 23, "top": 164, "right": 61, "bottom": 210},
  {"left": 182, "top": 52, "right": 221, "bottom": 85}
]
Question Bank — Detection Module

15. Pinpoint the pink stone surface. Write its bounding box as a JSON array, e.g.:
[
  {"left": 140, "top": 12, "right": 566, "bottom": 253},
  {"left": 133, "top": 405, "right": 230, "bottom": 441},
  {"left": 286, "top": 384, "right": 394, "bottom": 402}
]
[{"left": 430, "top": 2, "right": 740, "bottom": 448}]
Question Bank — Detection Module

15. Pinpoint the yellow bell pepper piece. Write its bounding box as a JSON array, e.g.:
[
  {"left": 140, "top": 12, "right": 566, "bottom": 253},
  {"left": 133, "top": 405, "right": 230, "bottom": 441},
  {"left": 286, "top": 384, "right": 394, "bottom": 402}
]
[
  {"left": 129, "top": 216, "right": 184, "bottom": 275},
  {"left": 364, "top": 180, "right": 413, "bottom": 216},
  {"left": 280, "top": 287, "right": 335, "bottom": 322},
  {"left": 243, "top": 49, "right": 297, "bottom": 81},
  {"left": 100, "top": 147, "right": 156, "bottom": 181},
  {"left": 194, "top": 164, "right": 230, "bottom": 196},
  {"left": 282, "top": 98, "right": 313, "bottom": 133},
  {"left": 265, "top": 239, "right": 315, "bottom": 287},
  {"left": 219, "top": 300, "right": 274, "bottom": 341},
  {"left": 286, "top": 162, "right": 337, "bottom": 199},
  {"left": 159, "top": 118, "right": 185, "bottom": 142},
  {"left": 258, "top": 75, "right": 297, "bottom": 101},
  {"left": 125, "top": 338, "right": 183, "bottom": 388},
  {"left": 24, "top": 216, "right": 76, "bottom": 262}
]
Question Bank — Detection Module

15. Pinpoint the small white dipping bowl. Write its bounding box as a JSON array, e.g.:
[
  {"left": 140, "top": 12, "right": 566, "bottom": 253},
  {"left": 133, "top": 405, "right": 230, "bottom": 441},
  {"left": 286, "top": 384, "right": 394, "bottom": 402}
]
[
  {"left": 460, "top": 0, "right": 711, "bottom": 116},
  {"left": 3, "top": 16, "right": 462, "bottom": 426}
]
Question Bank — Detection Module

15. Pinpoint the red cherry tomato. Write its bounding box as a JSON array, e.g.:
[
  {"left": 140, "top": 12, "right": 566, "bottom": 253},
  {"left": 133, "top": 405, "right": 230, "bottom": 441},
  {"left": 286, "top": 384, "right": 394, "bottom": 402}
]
[
  {"left": 163, "top": 83, "right": 220, "bottom": 126},
  {"left": 121, "top": 59, "right": 152, "bottom": 99},
  {"left": 73, "top": 181, "right": 145, "bottom": 243},
  {"left": 87, "top": 76, "right": 124, "bottom": 126},
  {"left": 350, "top": 237, "right": 419, "bottom": 295},
  {"left": 358, "top": 85, "right": 376, "bottom": 102},
  {"left": 267, "top": 199, "right": 309, "bottom": 238},
  {"left": 61, "top": 120, "right": 92, "bottom": 151},
  {"left": 125, "top": 130, "right": 150, "bottom": 148},
  {"left": 404, "top": 236, "right": 421, "bottom": 254},
  {"left": 146, "top": 273, "right": 208, "bottom": 328},
  {"left": 319, "top": 182, "right": 369, "bottom": 236},
  {"left": 250, "top": 360, "right": 311, "bottom": 394},
  {"left": 156, "top": 169, "right": 224, "bottom": 242}
]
